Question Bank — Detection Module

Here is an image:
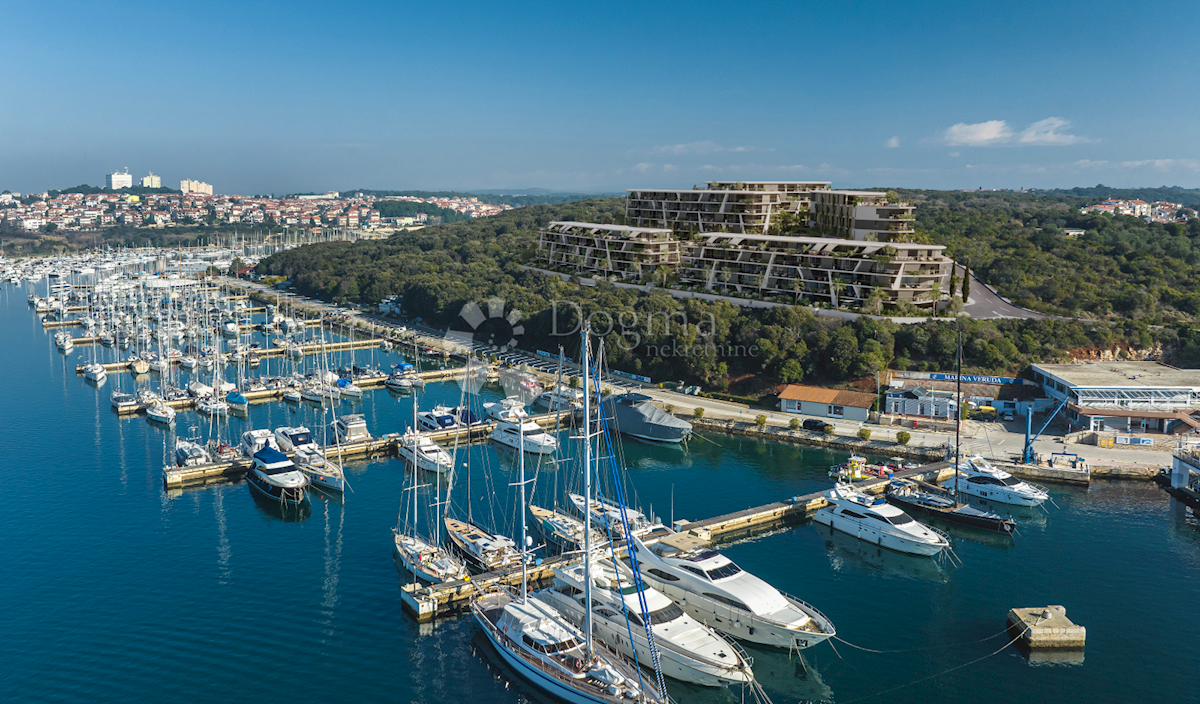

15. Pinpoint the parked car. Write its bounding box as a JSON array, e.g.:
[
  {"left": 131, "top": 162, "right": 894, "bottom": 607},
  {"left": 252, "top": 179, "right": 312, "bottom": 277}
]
[
  {"left": 1001, "top": 411, "right": 1014, "bottom": 422},
  {"left": 802, "top": 418, "right": 835, "bottom": 433}
]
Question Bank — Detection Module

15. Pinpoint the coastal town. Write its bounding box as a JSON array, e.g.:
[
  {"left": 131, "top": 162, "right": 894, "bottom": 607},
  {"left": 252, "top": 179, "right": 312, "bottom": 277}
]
[
  {"left": 1080, "top": 198, "right": 1195, "bottom": 223},
  {"left": 0, "top": 170, "right": 513, "bottom": 235}
]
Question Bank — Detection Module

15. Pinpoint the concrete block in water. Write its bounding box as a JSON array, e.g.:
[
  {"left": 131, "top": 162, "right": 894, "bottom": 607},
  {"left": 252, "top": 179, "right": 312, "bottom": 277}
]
[{"left": 1007, "top": 605, "right": 1086, "bottom": 649}]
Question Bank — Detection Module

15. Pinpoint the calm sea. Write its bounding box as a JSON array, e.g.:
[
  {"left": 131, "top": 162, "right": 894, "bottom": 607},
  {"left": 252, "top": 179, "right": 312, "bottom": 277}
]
[{"left": 1, "top": 280, "right": 1198, "bottom": 704}]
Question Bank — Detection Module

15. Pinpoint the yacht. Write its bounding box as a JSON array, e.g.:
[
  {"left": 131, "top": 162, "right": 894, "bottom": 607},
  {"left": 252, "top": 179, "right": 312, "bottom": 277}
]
[
  {"left": 294, "top": 447, "right": 345, "bottom": 493},
  {"left": 570, "top": 493, "right": 657, "bottom": 538},
  {"left": 812, "top": 483, "right": 950, "bottom": 557},
  {"left": 885, "top": 480, "right": 1016, "bottom": 534},
  {"left": 145, "top": 399, "right": 176, "bottom": 425},
  {"left": 398, "top": 431, "right": 454, "bottom": 474},
  {"left": 384, "top": 372, "right": 414, "bottom": 391},
  {"left": 444, "top": 517, "right": 524, "bottom": 573},
  {"left": 240, "top": 429, "right": 278, "bottom": 458},
  {"left": 537, "top": 385, "right": 584, "bottom": 411},
  {"left": 110, "top": 389, "right": 137, "bottom": 409},
  {"left": 393, "top": 530, "right": 468, "bottom": 583},
  {"left": 540, "top": 558, "right": 754, "bottom": 687},
  {"left": 632, "top": 531, "right": 837, "bottom": 650},
  {"left": 225, "top": 389, "right": 249, "bottom": 413},
  {"left": 246, "top": 447, "right": 309, "bottom": 505},
  {"left": 334, "top": 414, "right": 371, "bottom": 443},
  {"left": 187, "top": 380, "right": 214, "bottom": 397},
  {"left": 490, "top": 419, "right": 558, "bottom": 454},
  {"left": 274, "top": 426, "right": 318, "bottom": 453},
  {"left": 529, "top": 504, "right": 604, "bottom": 553},
  {"left": 83, "top": 363, "right": 107, "bottom": 382},
  {"left": 600, "top": 393, "right": 692, "bottom": 444},
  {"left": 483, "top": 396, "right": 526, "bottom": 422},
  {"left": 282, "top": 388, "right": 302, "bottom": 403},
  {"left": 174, "top": 438, "right": 211, "bottom": 467},
  {"left": 472, "top": 592, "right": 663, "bottom": 703},
  {"left": 417, "top": 406, "right": 458, "bottom": 432},
  {"left": 949, "top": 455, "right": 1050, "bottom": 506},
  {"left": 335, "top": 378, "right": 363, "bottom": 398},
  {"left": 196, "top": 396, "right": 229, "bottom": 417}
]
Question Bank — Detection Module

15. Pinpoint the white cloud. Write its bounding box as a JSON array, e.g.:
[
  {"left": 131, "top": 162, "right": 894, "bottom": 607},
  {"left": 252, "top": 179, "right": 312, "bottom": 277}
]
[
  {"left": 944, "top": 120, "right": 1013, "bottom": 146},
  {"left": 1018, "top": 117, "right": 1085, "bottom": 145},
  {"left": 633, "top": 162, "right": 653, "bottom": 173},
  {"left": 651, "top": 141, "right": 761, "bottom": 156},
  {"left": 942, "top": 117, "right": 1089, "bottom": 147},
  {"left": 662, "top": 163, "right": 678, "bottom": 172},
  {"left": 1074, "top": 159, "right": 1109, "bottom": 169},
  {"left": 949, "top": 151, "right": 960, "bottom": 157},
  {"left": 1118, "top": 158, "right": 1200, "bottom": 171},
  {"left": 886, "top": 136, "right": 900, "bottom": 148}
]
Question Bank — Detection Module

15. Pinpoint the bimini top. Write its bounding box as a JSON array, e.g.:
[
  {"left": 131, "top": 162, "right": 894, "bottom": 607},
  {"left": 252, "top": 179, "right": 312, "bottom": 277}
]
[{"left": 253, "top": 446, "right": 292, "bottom": 471}]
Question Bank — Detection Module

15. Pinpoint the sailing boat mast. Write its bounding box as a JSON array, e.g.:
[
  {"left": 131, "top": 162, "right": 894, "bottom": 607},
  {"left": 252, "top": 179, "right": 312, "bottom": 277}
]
[
  {"left": 581, "top": 321, "right": 594, "bottom": 658},
  {"left": 954, "top": 323, "right": 962, "bottom": 500}
]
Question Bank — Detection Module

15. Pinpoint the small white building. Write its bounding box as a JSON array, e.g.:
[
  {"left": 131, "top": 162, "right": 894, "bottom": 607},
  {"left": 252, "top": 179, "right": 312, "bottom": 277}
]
[
  {"left": 777, "top": 384, "right": 875, "bottom": 422},
  {"left": 106, "top": 170, "right": 133, "bottom": 190}
]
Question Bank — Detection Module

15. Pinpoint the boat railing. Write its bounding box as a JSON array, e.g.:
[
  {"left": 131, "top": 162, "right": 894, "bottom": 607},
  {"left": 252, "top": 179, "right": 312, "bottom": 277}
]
[
  {"left": 925, "top": 524, "right": 952, "bottom": 544},
  {"left": 777, "top": 590, "right": 835, "bottom": 628}
]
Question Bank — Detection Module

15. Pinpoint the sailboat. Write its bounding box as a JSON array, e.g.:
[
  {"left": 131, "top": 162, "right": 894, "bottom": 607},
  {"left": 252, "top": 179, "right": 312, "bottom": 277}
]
[
  {"left": 392, "top": 437, "right": 467, "bottom": 583},
  {"left": 471, "top": 325, "right": 666, "bottom": 703}
]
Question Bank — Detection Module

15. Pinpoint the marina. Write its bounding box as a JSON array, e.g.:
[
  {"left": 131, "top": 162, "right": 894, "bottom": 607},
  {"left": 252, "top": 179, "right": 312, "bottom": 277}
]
[{"left": 2, "top": 255, "right": 1200, "bottom": 704}]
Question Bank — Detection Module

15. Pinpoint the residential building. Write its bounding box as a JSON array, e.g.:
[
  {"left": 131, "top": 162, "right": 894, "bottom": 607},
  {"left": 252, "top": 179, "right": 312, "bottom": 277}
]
[
  {"left": 808, "top": 190, "right": 916, "bottom": 242},
  {"left": 141, "top": 172, "right": 161, "bottom": 188},
  {"left": 885, "top": 385, "right": 958, "bottom": 420},
  {"left": 1032, "top": 361, "right": 1200, "bottom": 434},
  {"left": 106, "top": 170, "right": 133, "bottom": 190},
  {"left": 777, "top": 384, "right": 875, "bottom": 422},
  {"left": 536, "top": 221, "right": 680, "bottom": 283},
  {"left": 180, "top": 179, "right": 213, "bottom": 195},
  {"left": 626, "top": 181, "right": 831, "bottom": 235}
]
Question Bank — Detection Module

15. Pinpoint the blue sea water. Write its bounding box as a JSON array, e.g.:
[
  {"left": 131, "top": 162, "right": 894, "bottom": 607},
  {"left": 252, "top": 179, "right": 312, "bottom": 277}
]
[{"left": 1, "top": 281, "right": 1198, "bottom": 704}]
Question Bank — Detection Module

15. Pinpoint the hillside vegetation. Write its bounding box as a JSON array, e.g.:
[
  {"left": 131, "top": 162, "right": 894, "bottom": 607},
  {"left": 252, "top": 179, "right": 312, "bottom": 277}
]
[{"left": 256, "top": 191, "right": 1200, "bottom": 392}]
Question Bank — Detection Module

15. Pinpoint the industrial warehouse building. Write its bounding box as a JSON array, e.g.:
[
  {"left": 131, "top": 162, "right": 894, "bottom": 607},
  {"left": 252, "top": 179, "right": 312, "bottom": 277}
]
[{"left": 1032, "top": 361, "right": 1200, "bottom": 434}]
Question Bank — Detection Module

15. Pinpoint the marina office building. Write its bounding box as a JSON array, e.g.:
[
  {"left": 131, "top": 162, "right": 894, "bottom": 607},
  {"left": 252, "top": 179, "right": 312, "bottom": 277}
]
[
  {"left": 535, "top": 181, "right": 954, "bottom": 311},
  {"left": 1032, "top": 361, "right": 1200, "bottom": 434}
]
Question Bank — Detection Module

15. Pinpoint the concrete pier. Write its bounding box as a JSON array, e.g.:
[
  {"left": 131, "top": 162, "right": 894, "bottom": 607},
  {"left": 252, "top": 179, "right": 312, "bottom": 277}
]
[{"left": 1007, "top": 605, "right": 1086, "bottom": 649}]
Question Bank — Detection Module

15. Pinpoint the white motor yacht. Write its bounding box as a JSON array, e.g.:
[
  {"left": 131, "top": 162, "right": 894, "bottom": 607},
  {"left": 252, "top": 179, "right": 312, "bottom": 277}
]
[
  {"left": 949, "top": 455, "right": 1050, "bottom": 506},
  {"left": 484, "top": 396, "right": 527, "bottom": 422},
  {"left": 398, "top": 431, "right": 454, "bottom": 473},
  {"left": 241, "top": 429, "right": 278, "bottom": 458},
  {"left": 491, "top": 419, "right": 558, "bottom": 455},
  {"left": 812, "top": 483, "right": 951, "bottom": 557},
  {"left": 174, "top": 438, "right": 211, "bottom": 467},
  {"left": 274, "top": 426, "right": 318, "bottom": 453},
  {"left": 632, "top": 531, "right": 837, "bottom": 650},
  {"left": 179, "top": 356, "right": 198, "bottom": 369},
  {"left": 334, "top": 414, "right": 371, "bottom": 443},
  {"left": 537, "top": 385, "right": 584, "bottom": 411},
  {"left": 541, "top": 558, "right": 753, "bottom": 687},
  {"left": 83, "top": 363, "right": 107, "bottom": 382},
  {"left": 417, "top": 406, "right": 458, "bottom": 432},
  {"left": 196, "top": 396, "right": 229, "bottom": 417}
]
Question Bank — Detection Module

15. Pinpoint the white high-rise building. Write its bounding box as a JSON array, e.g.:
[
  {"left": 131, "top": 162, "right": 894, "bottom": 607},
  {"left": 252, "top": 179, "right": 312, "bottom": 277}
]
[
  {"left": 106, "top": 169, "right": 133, "bottom": 190},
  {"left": 180, "top": 179, "right": 213, "bottom": 195},
  {"left": 141, "top": 172, "right": 161, "bottom": 188}
]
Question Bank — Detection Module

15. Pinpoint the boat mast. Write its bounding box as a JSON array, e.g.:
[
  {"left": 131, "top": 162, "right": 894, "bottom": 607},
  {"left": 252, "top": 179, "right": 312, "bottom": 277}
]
[
  {"left": 954, "top": 323, "right": 962, "bottom": 502},
  {"left": 519, "top": 412, "right": 529, "bottom": 604},
  {"left": 581, "top": 321, "right": 594, "bottom": 658}
]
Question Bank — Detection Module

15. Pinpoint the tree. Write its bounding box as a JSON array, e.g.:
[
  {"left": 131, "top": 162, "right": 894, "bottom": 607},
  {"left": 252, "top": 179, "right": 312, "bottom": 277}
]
[
  {"left": 857, "top": 427, "right": 871, "bottom": 441},
  {"left": 778, "top": 358, "right": 804, "bottom": 384},
  {"left": 789, "top": 418, "right": 800, "bottom": 430},
  {"left": 896, "top": 430, "right": 911, "bottom": 445},
  {"left": 823, "top": 423, "right": 836, "bottom": 435},
  {"left": 962, "top": 266, "right": 971, "bottom": 301},
  {"left": 693, "top": 407, "right": 705, "bottom": 418},
  {"left": 755, "top": 414, "right": 768, "bottom": 430}
]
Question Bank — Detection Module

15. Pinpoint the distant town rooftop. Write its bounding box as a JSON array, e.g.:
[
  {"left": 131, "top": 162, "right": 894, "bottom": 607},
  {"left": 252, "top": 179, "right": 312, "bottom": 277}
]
[{"left": 1033, "top": 361, "right": 1200, "bottom": 389}]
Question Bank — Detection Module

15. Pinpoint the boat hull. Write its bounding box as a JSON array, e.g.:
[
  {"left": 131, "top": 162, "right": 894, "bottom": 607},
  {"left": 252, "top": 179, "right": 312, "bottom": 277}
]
[
  {"left": 246, "top": 470, "right": 308, "bottom": 505},
  {"left": 886, "top": 492, "right": 1015, "bottom": 534},
  {"left": 812, "top": 508, "right": 945, "bottom": 556}
]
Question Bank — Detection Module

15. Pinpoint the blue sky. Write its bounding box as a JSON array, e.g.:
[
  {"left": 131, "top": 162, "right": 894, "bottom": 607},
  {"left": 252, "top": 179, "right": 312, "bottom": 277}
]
[{"left": 1, "top": 0, "right": 1196, "bottom": 195}]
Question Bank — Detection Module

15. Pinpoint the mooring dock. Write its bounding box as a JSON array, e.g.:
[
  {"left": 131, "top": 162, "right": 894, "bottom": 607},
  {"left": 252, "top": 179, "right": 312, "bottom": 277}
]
[
  {"left": 75, "top": 337, "right": 383, "bottom": 376},
  {"left": 400, "top": 459, "right": 957, "bottom": 621},
  {"left": 161, "top": 409, "right": 571, "bottom": 489}
]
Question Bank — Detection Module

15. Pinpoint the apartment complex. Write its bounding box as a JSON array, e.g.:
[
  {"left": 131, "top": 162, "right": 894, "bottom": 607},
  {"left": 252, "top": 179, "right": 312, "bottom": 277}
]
[
  {"left": 140, "top": 172, "right": 161, "bottom": 188},
  {"left": 537, "top": 180, "right": 953, "bottom": 312},
  {"left": 537, "top": 221, "right": 680, "bottom": 283},
  {"left": 180, "top": 179, "right": 213, "bottom": 195},
  {"left": 106, "top": 170, "right": 133, "bottom": 190},
  {"left": 626, "top": 181, "right": 831, "bottom": 235}
]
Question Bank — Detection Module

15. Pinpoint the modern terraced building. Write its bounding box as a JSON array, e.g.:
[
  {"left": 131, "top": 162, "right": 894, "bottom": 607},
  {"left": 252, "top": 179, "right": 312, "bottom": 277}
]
[{"left": 535, "top": 181, "right": 954, "bottom": 312}]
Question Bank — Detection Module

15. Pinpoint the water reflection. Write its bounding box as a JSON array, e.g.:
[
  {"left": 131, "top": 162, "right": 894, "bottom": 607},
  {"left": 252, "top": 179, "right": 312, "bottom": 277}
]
[
  {"left": 813, "top": 521, "right": 949, "bottom": 582},
  {"left": 248, "top": 484, "right": 312, "bottom": 522}
]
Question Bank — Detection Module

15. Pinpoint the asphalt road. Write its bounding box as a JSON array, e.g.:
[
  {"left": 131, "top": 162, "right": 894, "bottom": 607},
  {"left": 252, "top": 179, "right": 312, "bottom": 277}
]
[{"left": 959, "top": 265, "right": 1048, "bottom": 320}]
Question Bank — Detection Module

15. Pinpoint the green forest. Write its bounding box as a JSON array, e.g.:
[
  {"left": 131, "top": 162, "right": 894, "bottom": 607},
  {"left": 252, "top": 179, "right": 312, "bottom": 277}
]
[{"left": 255, "top": 190, "right": 1200, "bottom": 393}]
